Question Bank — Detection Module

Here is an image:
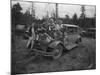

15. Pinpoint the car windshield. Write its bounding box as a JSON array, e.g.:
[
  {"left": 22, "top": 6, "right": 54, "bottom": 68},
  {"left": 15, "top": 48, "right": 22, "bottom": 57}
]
[{"left": 67, "top": 27, "right": 78, "bottom": 33}]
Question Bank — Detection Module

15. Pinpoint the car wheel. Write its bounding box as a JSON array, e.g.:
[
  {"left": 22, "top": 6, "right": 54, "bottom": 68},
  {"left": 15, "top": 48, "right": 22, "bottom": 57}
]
[
  {"left": 79, "top": 37, "right": 82, "bottom": 42},
  {"left": 52, "top": 44, "right": 63, "bottom": 59},
  {"left": 76, "top": 37, "right": 82, "bottom": 44}
]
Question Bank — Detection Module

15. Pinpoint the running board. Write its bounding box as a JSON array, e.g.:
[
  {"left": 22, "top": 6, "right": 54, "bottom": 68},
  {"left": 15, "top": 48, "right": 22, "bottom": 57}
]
[{"left": 30, "top": 49, "right": 55, "bottom": 56}]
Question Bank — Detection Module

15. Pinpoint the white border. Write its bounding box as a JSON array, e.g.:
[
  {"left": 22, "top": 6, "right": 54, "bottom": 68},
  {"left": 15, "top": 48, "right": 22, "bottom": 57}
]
[{"left": 0, "top": 0, "right": 99, "bottom": 75}]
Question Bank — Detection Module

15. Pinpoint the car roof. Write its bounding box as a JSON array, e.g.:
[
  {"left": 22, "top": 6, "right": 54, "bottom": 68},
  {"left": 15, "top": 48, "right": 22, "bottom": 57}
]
[
  {"left": 61, "top": 24, "right": 79, "bottom": 28},
  {"left": 87, "top": 28, "right": 96, "bottom": 30}
]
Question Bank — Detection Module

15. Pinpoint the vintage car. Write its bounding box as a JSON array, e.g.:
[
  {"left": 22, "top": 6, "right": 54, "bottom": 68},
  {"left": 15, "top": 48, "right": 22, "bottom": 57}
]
[
  {"left": 14, "top": 24, "right": 26, "bottom": 37},
  {"left": 61, "top": 24, "right": 82, "bottom": 44},
  {"left": 25, "top": 24, "right": 82, "bottom": 59},
  {"left": 81, "top": 28, "right": 96, "bottom": 38}
]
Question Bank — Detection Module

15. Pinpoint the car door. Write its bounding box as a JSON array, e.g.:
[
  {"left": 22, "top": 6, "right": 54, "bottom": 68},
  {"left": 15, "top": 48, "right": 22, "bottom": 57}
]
[{"left": 64, "top": 27, "right": 80, "bottom": 44}]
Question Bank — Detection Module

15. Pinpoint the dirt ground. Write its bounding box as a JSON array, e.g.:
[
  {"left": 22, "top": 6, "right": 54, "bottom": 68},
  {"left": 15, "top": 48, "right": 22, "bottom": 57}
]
[{"left": 11, "top": 36, "right": 96, "bottom": 74}]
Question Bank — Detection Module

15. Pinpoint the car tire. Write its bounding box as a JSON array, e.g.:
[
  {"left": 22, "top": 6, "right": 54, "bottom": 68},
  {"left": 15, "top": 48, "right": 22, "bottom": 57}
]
[
  {"left": 52, "top": 44, "right": 63, "bottom": 59},
  {"left": 76, "top": 37, "right": 82, "bottom": 44}
]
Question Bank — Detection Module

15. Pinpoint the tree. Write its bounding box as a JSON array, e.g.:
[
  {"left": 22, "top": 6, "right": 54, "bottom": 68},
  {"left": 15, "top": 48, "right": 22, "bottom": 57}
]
[
  {"left": 11, "top": 3, "right": 23, "bottom": 26},
  {"left": 21, "top": 9, "right": 33, "bottom": 26},
  {"left": 51, "top": 10, "right": 56, "bottom": 20},
  {"left": 65, "top": 15, "right": 70, "bottom": 20},
  {"left": 72, "top": 13, "right": 78, "bottom": 25},
  {"left": 79, "top": 5, "right": 86, "bottom": 28},
  {"left": 80, "top": 5, "right": 86, "bottom": 19},
  {"left": 63, "top": 15, "right": 71, "bottom": 24}
]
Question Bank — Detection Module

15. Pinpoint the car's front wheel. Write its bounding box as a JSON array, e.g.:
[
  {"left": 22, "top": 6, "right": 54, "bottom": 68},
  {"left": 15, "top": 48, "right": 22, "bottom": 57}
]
[{"left": 52, "top": 44, "right": 63, "bottom": 59}]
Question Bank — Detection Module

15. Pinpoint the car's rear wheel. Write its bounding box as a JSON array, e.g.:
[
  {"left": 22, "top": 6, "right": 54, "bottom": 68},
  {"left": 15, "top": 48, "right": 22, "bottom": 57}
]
[
  {"left": 76, "top": 37, "right": 82, "bottom": 44},
  {"left": 52, "top": 44, "right": 63, "bottom": 59}
]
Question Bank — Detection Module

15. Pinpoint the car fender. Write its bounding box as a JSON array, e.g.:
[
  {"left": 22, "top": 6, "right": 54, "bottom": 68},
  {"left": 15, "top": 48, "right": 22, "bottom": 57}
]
[{"left": 48, "top": 41, "right": 63, "bottom": 48}]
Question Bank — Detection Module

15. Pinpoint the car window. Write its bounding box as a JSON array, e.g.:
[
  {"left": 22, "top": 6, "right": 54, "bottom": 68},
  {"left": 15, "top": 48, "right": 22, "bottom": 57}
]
[
  {"left": 67, "top": 27, "right": 78, "bottom": 34},
  {"left": 87, "top": 29, "right": 95, "bottom": 33}
]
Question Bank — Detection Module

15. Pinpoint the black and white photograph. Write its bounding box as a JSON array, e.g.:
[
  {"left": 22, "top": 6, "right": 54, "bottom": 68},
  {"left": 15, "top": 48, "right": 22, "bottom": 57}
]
[{"left": 11, "top": 0, "right": 96, "bottom": 74}]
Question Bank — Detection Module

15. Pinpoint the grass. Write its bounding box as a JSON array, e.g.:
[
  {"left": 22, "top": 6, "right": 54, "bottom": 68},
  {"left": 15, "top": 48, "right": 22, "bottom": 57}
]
[{"left": 11, "top": 36, "right": 96, "bottom": 74}]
